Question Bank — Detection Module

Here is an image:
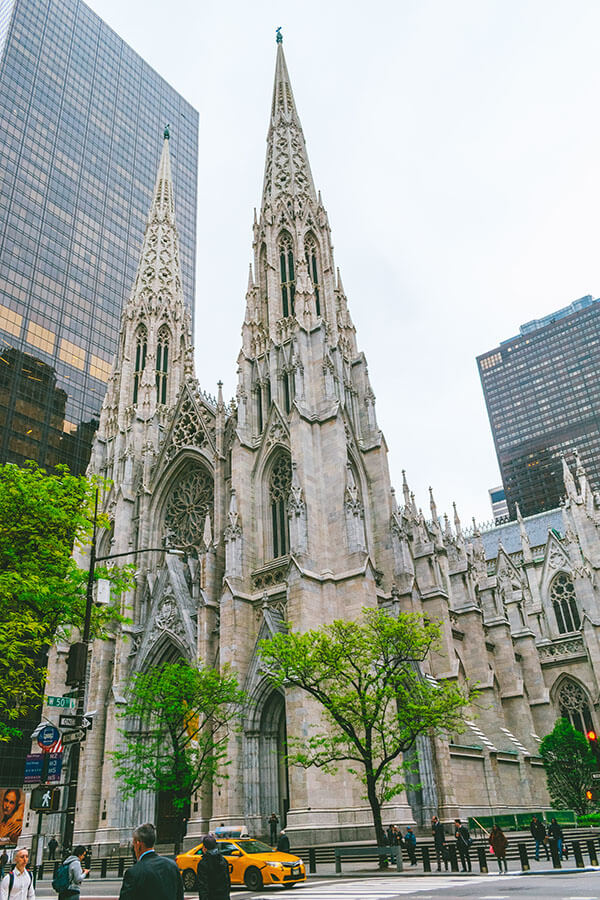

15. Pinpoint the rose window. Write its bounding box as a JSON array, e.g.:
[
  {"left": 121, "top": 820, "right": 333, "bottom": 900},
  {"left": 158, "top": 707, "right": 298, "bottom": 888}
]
[{"left": 164, "top": 466, "right": 213, "bottom": 546}]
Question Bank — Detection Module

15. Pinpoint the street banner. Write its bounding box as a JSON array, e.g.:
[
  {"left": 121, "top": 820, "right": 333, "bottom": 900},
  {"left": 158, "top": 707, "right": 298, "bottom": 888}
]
[
  {"left": 24, "top": 753, "right": 63, "bottom": 786},
  {"left": 0, "top": 788, "right": 24, "bottom": 846}
]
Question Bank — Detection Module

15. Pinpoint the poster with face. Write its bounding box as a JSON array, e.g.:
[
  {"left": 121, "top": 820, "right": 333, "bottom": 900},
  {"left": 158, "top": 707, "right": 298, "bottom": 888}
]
[{"left": 0, "top": 789, "right": 24, "bottom": 845}]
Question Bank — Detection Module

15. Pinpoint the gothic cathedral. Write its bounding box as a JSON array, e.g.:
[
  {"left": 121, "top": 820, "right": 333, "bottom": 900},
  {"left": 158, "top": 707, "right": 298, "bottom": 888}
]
[{"left": 43, "top": 37, "right": 600, "bottom": 848}]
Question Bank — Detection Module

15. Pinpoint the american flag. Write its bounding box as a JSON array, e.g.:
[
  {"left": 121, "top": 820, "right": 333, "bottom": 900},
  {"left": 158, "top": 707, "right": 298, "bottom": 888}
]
[{"left": 46, "top": 736, "right": 63, "bottom": 754}]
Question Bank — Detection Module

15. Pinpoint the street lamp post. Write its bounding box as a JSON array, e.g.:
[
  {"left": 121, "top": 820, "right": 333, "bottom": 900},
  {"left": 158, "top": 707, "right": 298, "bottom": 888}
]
[{"left": 62, "top": 488, "right": 183, "bottom": 850}]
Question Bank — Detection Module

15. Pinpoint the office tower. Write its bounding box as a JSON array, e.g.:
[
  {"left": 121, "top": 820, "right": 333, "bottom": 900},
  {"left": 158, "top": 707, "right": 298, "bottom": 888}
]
[
  {"left": 478, "top": 294, "right": 600, "bottom": 518},
  {"left": 488, "top": 485, "right": 508, "bottom": 522},
  {"left": 0, "top": 0, "right": 198, "bottom": 475}
]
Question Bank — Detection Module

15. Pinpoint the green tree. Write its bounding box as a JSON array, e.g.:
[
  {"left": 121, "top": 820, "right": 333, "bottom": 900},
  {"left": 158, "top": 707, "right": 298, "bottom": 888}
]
[
  {"left": 259, "top": 608, "right": 473, "bottom": 852},
  {"left": 539, "top": 717, "right": 597, "bottom": 814},
  {"left": 0, "top": 461, "right": 131, "bottom": 740},
  {"left": 113, "top": 660, "right": 245, "bottom": 842}
]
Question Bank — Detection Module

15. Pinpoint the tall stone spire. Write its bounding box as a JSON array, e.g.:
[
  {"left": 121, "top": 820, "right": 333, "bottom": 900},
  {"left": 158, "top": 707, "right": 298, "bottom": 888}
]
[
  {"left": 98, "top": 129, "right": 193, "bottom": 439},
  {"left": 261, "top": 34, "right": 318, "bottom": 213}
]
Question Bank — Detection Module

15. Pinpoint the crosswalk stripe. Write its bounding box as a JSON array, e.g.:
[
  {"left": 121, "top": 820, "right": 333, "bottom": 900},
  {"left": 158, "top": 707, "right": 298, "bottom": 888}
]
[{"left": 255, "top": 874, "right": 492, "bottom": 898}]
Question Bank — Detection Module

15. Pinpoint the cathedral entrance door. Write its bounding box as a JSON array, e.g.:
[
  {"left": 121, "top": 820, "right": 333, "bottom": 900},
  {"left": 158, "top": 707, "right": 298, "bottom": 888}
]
[
  {"left": 156, "top": 790, "right": 183, "bottom": 846},
  {"left": 260, "top": 691, "right": 289, "bottom": 828}
]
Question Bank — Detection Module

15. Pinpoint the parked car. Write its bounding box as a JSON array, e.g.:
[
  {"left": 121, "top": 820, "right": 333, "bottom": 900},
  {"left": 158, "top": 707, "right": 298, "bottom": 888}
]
[{"left": 176, "top": 836, "right": 306, "bottom": 891}]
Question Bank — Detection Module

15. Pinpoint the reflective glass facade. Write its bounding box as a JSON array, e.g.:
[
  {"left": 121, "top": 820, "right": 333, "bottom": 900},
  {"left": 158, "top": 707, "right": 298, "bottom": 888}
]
[
  {"left": 478, "top": 298, "right": 600, "bottom": 518},
  {"left": 0, "top": 0, "right": 198, "bottom": 474}
]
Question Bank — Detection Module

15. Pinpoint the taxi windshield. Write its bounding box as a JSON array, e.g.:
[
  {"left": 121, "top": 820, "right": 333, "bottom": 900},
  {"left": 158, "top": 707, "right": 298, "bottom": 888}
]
[{"left": 234, "top": 839, "right": 275, "bottom": 854}]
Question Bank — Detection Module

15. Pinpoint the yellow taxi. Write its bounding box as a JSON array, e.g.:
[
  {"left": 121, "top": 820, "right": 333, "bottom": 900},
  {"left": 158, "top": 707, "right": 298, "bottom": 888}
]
[{"left": 176, "top": 837, "right": 306, "bottom": 891}]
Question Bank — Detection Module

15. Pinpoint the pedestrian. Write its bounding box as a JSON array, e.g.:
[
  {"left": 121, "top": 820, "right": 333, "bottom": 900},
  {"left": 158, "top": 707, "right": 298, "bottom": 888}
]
[
  {"left": 268, "top": 813, "right": 279, "bottom": 846},
  {"left": 57, "top": 845, "right": 89, "bottom": 900},
  {"left": 404, "top": 827, "right": 417, "bottom": 866},
  {"left": 47, "top": 837, "right": 58, "bottom": 861},
  {"left": 489, "top": 824, "right": 508, "bottom": 874},
  {"left": 197, "top": 832, "right": 230, "bottom": 900},
  {"left": 529, "top": 815, "right": 550, "bottom": 861},
  {"left": 0, "top": 850, "right": 7, "bottom": 879},
  {"left": 118, "top": 823, "right": 183, "bottom": 900},
  {"left": 548, "top": 817, "right": 567, "bottom": 860},
  {"left": 454, "top": 818, "right": 472, "bottom": 872},
  {"left": 0, "top": 846, "right": 34, "bottom": 899},
  {"left": 277, "top": 829, "right": 290, "bottom": 853},
  {"left": 431, "top": 816, "right": 448, "bottom": 872}
]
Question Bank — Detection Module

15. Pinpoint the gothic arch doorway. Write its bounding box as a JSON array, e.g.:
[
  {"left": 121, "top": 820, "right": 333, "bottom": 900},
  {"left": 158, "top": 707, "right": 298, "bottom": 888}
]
[{"left": 259, "top": 691, "right": 289, "bottom": 831}]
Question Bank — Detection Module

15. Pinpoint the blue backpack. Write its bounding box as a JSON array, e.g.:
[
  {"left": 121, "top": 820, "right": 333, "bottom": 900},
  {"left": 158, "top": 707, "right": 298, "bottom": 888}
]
[{"left": 52, "top": 861, "right": 71, "bottom": 893}]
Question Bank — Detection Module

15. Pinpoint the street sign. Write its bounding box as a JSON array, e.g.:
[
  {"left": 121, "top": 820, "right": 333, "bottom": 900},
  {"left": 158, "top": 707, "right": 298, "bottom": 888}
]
[
  {"left": 24, "top": 753, "right": 62, "bottom": 785},
  {"left": 592, "top": 772, "right": 600, "bottom": 780},
  {"left": 62, "top": 728, "right": 86, "bottom": 745},
  {"left": 59, "top": 715, "right": 77, "bottom": 728},
  {"left": 46, "top": 695, "right": 76, "bottom": 709},
  {"left": 30, "top": 786, "right": 60, "bottom": 811},
  {"left": 59, "top": 715, "right": 93, "bottom": 730},
  {"left": 37, "top": 724, "right": 60, "bottom": 751}
]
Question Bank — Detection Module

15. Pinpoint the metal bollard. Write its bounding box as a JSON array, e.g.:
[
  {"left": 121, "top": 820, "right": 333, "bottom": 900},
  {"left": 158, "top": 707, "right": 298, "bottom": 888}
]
[
  {"left": 38, "top": 863, "right": 44, "bottom": 880},
  {"left": 518, "top": 842, "right": 530, "bottom": 871},
  {"left": 477, "top": 845, "right": 488, "bottom": 874},
  {"left": 395, "top": 845, "right": 403, "bottom": 872},
  {"left": 53, "top": 861, "right": 59, "bottom": 878},
  {"left": 308, "top": 848, "right": 316, "bottom": 874},
  {"left": 572, "top": 840, "right": 585, "bottom": 868},
  {"left": 118, "top": 857, "right": 125, "bottom": 877},
  {"left": 447, "top": 844, "right": 459, "bottom": 872},
  {"left": 587, "top": 839, "right": 598, "bottom": 867},
  {"left": 549, "top": 838, "right": 561, "bottom": 869},
  {"left": 422, "top": 846, "right": 431, "bottom": 873},
  {"left": 101, "top": 858, "right": 108, "bottom": 878},
  {"left": 335, "top": 849, "right": 341, "bottom": 875}
]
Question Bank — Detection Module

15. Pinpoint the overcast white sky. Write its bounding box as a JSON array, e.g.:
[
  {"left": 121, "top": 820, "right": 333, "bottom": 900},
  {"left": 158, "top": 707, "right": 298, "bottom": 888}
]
[{"left": 89, "top": 0, "right": 600, "bottom": 525}]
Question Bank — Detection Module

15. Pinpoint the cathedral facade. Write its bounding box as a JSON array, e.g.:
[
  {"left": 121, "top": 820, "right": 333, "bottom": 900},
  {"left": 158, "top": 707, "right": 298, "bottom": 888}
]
[{"left": 41, "top": 38, "right": 600, "bottom": 849}]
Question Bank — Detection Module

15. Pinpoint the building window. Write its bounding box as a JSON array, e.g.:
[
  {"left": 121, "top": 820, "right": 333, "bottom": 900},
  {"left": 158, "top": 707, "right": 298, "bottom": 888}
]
[
  {"left": 305, "top": 233, "right": 320, "bottom": 317},
  {"left": 133, "top": 326, "right": 147, "bottom": 404},
  {"left": 156, "top": 326, "right": 169, "bottom": 405},
  {"left": 164, "top": 464, "right": 214, "bottom": 547},
  {"left": 550, "top": 572, "right": 581, "bottom": 634},
  {"left": 557, "top": 679, "right": 594, "bottom": 735},
  {"left": 269, "top": 453, "right": 292, "bottom": 558},
  {"left": 279, "top": 233, "right": 295, "bottom": 318}
]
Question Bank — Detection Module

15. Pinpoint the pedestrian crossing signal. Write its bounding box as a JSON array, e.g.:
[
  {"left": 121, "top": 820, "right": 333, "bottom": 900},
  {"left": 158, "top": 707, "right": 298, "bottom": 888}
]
[{"left": 30, "top": 786, "right": 60, "bottom": 811}]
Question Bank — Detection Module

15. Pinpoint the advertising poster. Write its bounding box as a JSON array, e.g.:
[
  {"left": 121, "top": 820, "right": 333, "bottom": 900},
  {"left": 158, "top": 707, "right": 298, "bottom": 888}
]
[{"left": 0, "top": 788, "right": 24, "bottom": 846}]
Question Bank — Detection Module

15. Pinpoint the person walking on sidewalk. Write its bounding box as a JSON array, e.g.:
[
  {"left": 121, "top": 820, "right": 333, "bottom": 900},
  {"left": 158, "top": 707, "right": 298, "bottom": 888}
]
[
  {"left": 454, "top": 818, "right": 472, "bottom": 872},
  {"left": 404, "top": 827, "right": 417, "bottom": 866},
  {"left": 431, "top": 816, "right": 448, "bottom": 872},
  {"left": 529, "top": 815, "right": 550, "bottom": 861},
  {"left": 119, "top": 823, "right": 183, "bottom": 900},
  {"left": 489, "top": 824, "right": 508, "bottom": 874},
  {"left": 268, "top": 813, "right": 279, "bottom": 846},
  {"left": 58, "top": 845, "right": 89, "bottom": 900},
  {"left": 277, "top": 830, "right": 290, "bottom": 853},
  {"left": 0, "top": 847, "right": 34, "bottom": 899}
]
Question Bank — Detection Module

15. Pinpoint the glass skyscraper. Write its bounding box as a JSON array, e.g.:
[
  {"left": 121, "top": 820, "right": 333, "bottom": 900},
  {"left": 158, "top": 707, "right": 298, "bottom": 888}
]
[
  {"left": 0, "top": 0, "right": 198, "bottom": 475},
  {"left": 478, "top": 295, "right": 600, "bottom": 518}
]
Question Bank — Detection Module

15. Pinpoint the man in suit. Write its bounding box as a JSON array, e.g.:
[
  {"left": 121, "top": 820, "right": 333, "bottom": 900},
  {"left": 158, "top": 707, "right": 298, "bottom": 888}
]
[{"left": 119, "top": 823, "right": 183, "bottom": 900}]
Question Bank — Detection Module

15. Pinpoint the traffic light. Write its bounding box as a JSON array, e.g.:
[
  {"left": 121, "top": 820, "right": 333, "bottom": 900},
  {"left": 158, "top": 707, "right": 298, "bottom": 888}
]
[
  {"left": 66, "top": 641, "right": 86, "bottom": 686},
  {"left": 586, "top": 787, "right": 599, "bottom": 802},
  {"left": 587, "top": 729, "right": 600, "bottom": 768},
  {"left": 30, "top": 786, "right": 60, "bottom": 811}
]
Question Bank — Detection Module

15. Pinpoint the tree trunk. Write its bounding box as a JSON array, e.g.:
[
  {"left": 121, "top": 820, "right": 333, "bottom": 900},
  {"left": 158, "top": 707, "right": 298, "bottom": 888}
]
[{"left": 365, "top": 773, "right": 388, "bottom": 869}]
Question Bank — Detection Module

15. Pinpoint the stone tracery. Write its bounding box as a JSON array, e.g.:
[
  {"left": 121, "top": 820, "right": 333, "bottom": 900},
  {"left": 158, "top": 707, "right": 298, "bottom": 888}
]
[{"left": 164, "top": 465, "right": 214, "bottom": 546}]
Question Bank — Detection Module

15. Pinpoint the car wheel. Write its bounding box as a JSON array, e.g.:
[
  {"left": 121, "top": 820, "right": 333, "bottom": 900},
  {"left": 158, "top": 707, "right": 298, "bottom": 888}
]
[
  {"left": 182, "top": 868, "right": 197, "bottom": 891},
  {"left": 244, "top": 866, "right": 263, "bottom": 891}
]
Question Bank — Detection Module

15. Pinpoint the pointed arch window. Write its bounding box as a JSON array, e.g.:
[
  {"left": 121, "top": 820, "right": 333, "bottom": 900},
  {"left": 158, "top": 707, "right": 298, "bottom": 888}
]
[
  {"left": 279, "top": 233, "right": 295, "bottom": 317},
  {"left": 550, "top": 572, "right": 581, "bottom": 634},
  {"left": 269, "top": 453, "right": 292, "bottom": 558},
  {"left": 305, "top": 233, "right": 321, "bottom": 317},
  {"left": 133, "top": 326, "right": 147, "bottom": 404},
  {"left": 557, "top": 679, "right": 594, "bottom": 735},
  {"left": 260, "top": 244, "right": 269, "bottom": 323},
  {"left": 156, "top": 326, "right": 170, "bottom": 405}
]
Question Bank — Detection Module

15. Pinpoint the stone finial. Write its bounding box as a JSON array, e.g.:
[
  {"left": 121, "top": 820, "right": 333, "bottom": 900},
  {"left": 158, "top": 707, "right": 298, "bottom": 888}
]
[
  {"left": 163, "top": 123, "right": 170, "bottom": 140},
  {"left": 276, "top": 26, "right": 283, "bottom": 43}
]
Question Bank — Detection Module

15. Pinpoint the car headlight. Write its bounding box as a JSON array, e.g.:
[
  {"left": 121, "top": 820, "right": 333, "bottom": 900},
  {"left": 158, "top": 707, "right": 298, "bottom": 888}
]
[
  {"left": 296, "top": 859, "right": 304, "bottom": 866},
  {"left": 266, "top": 862, "right": 284, "bottom": 868}
]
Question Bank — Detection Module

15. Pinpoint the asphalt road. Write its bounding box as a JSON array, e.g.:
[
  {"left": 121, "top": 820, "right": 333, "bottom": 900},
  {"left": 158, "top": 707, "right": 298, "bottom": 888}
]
[{"left": 32, "top": 870, "right": 600, "bottom": 899}]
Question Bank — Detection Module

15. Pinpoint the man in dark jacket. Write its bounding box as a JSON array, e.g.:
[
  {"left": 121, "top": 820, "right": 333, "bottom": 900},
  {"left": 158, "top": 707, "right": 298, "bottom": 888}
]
[
  {"left": 197, "top": 833, "right": 230, "bottom": 900},
  {"left": 454, "top": 818, "right": 472, "bottom": 872},
  {"left": 529, "top": 816, "right": 550, "bottom": 861},
  {"left": 119, "top": 823, "right": 184, "bottom": 900},
  {"left": 277, "top": 829, "right": 290, "bottom": 853},
  {"left": 431, "top": 816, "right": 448, "bottom": 872}
]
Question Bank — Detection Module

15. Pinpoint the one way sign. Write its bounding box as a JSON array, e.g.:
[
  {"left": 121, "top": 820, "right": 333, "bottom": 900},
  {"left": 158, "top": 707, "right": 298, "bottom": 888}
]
[{"left": 59, "top": 715, "right": 93, "bottom": 730}]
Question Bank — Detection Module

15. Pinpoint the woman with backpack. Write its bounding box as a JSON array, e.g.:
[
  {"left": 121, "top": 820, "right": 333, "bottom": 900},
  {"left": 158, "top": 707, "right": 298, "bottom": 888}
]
[{"left": 52, "top": 845, "right": 89, "bottom": 899}]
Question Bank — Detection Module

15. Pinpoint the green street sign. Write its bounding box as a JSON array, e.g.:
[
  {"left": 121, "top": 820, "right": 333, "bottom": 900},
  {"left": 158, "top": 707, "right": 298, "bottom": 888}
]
[{"left": 46, "top": 695, "right": 76, "bottom": 709}]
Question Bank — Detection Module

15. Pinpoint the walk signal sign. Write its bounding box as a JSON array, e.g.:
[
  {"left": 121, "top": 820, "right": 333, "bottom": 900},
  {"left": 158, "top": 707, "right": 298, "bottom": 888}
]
[{"left": 30, "top": 786, "right": 60, "bottom": 811}]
